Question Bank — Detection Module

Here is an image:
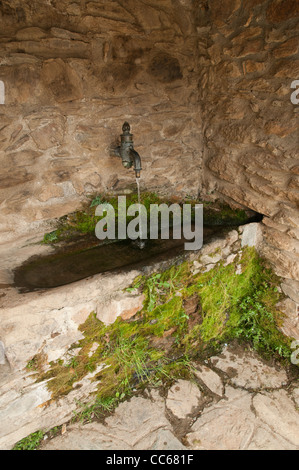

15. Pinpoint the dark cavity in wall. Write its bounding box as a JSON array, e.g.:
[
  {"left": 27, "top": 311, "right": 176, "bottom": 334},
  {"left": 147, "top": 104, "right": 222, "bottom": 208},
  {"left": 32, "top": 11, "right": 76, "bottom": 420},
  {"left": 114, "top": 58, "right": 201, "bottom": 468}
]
[{"left": 147, "top": 53, "right": 183, "bottom": 83}]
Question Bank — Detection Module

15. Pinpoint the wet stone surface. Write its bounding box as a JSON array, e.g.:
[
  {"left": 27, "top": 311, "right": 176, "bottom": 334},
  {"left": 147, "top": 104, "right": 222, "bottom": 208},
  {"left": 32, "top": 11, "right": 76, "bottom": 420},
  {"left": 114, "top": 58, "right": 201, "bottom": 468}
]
[{"left": 12, "top": 226, "right": 222, "bottom": 291}]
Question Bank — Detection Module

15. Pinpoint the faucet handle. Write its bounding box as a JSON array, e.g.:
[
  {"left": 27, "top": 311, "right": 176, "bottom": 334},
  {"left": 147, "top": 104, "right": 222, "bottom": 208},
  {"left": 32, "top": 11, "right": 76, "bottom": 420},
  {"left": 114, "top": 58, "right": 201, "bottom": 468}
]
[{"left": 122, "top": 122, "right": 131, "bottom": 134}]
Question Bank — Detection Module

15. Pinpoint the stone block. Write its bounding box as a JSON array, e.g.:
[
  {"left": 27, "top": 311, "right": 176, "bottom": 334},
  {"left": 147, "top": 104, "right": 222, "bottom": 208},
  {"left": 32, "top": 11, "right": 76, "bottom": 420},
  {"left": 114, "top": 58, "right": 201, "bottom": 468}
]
[
  {"left": 0, "top": 169, "right": 35, "bottom": 188},
  {"left": 193, "top": 364, "right": 224, "bottom": 396},
  {"left": 186, "top": 396, "right": 255, "bottom": 450},
  {"left": 260, "top": 243, "right": 299, "bottom": 280},
  {"left": 253, "top": 390, "right": 299, "bottom": 446},
  {"left": 28, "top": 115, "right": 66, "bottom": 150},
  {"left": 264, "top": 120, "right": 299, "bottom": 137},
  {"left": 244, "top": 60, "right": 266, "bottom": 73},
  {"left": 225, "top": 39, "right": 264, "bottom": 58},
  {"left": 267, "top": 0, "right": 299, "bottom": 23},
  {"left": 273, "top": 38, "right": 299, "bottom": 58},
  {"left": 262, "top": 225, "right": 299, "bottom": 254},
  {"left": 278, "top": 297, "right": 299, "bottom": 340},
  {"left": 36, "top": 185, "right": 64, "bottom": 202},
  {"left": 207, "top": 153, "right": 242, "bottom": 183},
  {"left": 231, "top": 27, "right": 262, "bottom": 44},
  {"left": 41, "top": 59, "right": 83, "bottom": 102},
  {"left": 272, "top": 207, "right": 299, "bottom": 229},
  {"left": 16, "top": 27, "right": 47, "bottom": 41},
  {"left": 166, "top": 380, "right": 202, "bottom": 419},
  {"left": 281, "top": 278, "right": 299, "bottom": 304},
  {"left": 274, "top": 59, "right": 299, "bottom": 78},
  {"left": 41, "top": 396, "right": 186, "bottom": 450},
  {"left": 96, "top": 293, "right": 145, "bottom": 324},
  {"left": 210, "top": 344, "right": 288, "bottom": 389},
  {"left": 209, "top": 0, "right": 242, "bottom": 26}
]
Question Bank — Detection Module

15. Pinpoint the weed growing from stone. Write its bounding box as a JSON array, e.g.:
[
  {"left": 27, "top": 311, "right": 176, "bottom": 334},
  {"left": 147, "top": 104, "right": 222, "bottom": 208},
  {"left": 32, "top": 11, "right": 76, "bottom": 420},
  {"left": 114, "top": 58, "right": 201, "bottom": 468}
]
[
  {"left": 12, "top": 430, "right": 44, "bottom": 450},
  {"left": 72, "top": 396, "right": 118, "bottom": 423}
]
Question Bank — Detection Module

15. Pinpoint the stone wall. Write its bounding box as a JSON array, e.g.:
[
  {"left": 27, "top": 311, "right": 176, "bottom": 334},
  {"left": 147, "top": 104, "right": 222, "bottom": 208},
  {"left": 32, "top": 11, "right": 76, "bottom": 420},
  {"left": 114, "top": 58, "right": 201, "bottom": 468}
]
[
  {"left": 196, "top": 0, "right": 299, "bottom": 325},
  {"left": 0, "top": 0, "right": 202, "bottom": 244}
]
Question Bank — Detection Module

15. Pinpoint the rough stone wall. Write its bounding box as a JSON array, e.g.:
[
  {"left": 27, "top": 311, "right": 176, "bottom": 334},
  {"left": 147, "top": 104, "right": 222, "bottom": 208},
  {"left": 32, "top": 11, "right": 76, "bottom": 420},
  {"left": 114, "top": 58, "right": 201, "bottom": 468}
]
[
  {"left": 0, "top": 0, "right": 202, "bottom": 244},
  {"left": 196, "top": 0, "right": 299, "bottom": 321}
]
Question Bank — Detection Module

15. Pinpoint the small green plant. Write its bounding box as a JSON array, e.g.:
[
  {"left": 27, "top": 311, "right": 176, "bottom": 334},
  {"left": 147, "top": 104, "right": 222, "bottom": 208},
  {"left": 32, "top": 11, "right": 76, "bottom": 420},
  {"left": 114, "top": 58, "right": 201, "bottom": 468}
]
[
  {"left": 90, "top": 195, "right": 103, "bottom": 207},
  {"left": 144, "top": 273, "right": 169, "bottom": 312},
  {"left": 42, "top": 230, "right": 59, "bottom": 244},
  {"left": 141, "top": 263, "right": 189, "bottom": 313},
  {"left": 125, "top": 275, "right": 144, "bottom": 293},
  {"left": 72, "top": 395, "right": 119, "bottom": 423},
  {"left": 13, "top": 431, "right": 44, "bottom": 450},
  {"left": 230, "top": 291, "right": 291, "bottom": 359},
  {"left": 26, "top": 357, "right": 38, "bottom": 371},
  {"left": 67, "top": 357, "right": 79, "bottom": 369},
  {"left": 154, "top": 354, "right": 196, "bottom": 385},
  {"left": 26, "top": 353, "right": 47, "bottom": 373},
  {"left": 47, "top": 426, "right": 62, "bottom": 439}
]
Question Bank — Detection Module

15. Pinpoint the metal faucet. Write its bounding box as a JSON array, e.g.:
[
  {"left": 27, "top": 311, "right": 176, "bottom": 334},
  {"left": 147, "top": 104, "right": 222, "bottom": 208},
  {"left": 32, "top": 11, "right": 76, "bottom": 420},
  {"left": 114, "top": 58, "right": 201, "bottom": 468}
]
[{"left": 112, "top": 122, "right": 142, "bottom": 178}]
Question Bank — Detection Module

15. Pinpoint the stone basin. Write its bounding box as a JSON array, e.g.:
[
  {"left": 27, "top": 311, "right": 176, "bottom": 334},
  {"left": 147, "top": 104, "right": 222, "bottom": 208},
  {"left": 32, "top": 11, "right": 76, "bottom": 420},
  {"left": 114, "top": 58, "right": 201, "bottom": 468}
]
[
  {"left": 11, "top": 206, "right": 262, "bottom": 292},
  {"left": 12, "top": 226, "right": 223, "bottom": 291}
]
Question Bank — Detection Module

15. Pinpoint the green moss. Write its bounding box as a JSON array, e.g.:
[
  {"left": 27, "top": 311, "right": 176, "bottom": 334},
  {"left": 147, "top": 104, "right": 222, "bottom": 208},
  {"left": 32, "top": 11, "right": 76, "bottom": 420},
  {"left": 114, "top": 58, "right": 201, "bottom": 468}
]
[
  {"left": 41, "top": 192, "right": 165, "bottom": 245},
  {"left": 41, "top": 194, "right": 252, "bottom": 245},
  {"left": 26, "top": 352, "right": 47, "bottom": 373},
  {"left": 16, "top": 244, "right": 294, "bottom": 450},
  {"left": 13, "top": 431, "right": 44, "bottom": 450},
  {"left": 198, "top": 249, "right": 291, "bottom": 358},
  {"left": 33, "top": 246, "right": 293, "bottom": 424},
  {"left": 202, "top": 201, "right": 248, "bottom": 226},
  {"left": 154, "top": 354, "right": 195, "bottom": 385}
]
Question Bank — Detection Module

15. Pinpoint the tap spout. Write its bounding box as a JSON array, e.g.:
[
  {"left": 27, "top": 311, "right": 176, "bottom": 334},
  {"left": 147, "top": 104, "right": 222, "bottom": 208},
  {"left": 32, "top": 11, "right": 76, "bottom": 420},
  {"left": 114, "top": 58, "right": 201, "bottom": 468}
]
[
  {"left": 130, "top": 148, "right": 142, "bottom": 178},
  {"left": 112, "top": 122, "right": 142, "bottom": 178}
]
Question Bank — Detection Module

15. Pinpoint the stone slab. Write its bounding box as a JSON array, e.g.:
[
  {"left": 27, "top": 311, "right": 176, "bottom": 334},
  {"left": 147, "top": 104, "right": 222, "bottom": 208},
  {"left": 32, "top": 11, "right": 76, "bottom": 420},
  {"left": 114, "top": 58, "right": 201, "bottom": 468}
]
[{"left": 166, "top": 380, "right": 202, "bottom": 419}]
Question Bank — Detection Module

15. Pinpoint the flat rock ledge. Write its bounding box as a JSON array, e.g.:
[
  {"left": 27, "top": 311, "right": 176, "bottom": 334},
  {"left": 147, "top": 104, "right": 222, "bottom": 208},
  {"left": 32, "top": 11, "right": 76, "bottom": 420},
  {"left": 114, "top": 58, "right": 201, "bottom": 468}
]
[{"left": 40, "top": 344, "right": 299, "bottom": 451}]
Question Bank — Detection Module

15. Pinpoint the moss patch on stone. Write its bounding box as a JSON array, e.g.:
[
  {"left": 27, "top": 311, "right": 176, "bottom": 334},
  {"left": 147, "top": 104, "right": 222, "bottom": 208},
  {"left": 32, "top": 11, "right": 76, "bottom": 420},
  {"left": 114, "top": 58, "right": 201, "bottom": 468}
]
[
  {"left": 41, "top": 194, "right": 252, "bottom": 245},
  {"left": 202, "top": 201, "right": 248, "bottom": 226},
  {"left": 41, "top": 192, "right": 164, "bottom": 245},
  {"left": 35, "top": 247, "right": 293, "bottom": 413},
  {"left": 12, "top": 430, "right": 45, "bottom": 451}
]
